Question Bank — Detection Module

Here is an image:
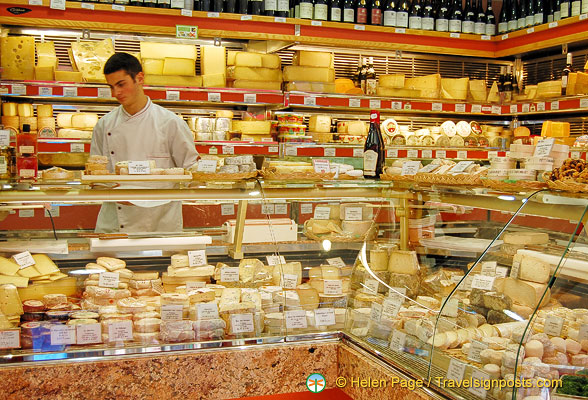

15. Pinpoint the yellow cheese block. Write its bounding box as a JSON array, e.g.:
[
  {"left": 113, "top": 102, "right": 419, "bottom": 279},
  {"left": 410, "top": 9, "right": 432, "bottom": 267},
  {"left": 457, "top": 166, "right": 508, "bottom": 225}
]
[
  {"left": 37, "top": 104, "right": 53, "bottom": 118},
  {"left": 536, "top": 80, "right": 561, "bottom": 99},
  {"left": 227, "top": 51, "right": 237, "bottom": 66},
  {"left": 487, "top": 81, "right": 499, "bottom": 103},
  {"left": 34, "top": 66, "right": 55, "bottom": 81},
  {"left": 140, "top": 42, "right": 197, "bottom": 61},
  {"left": 0, "top": 275, "right": 29, "bottom": 288},
  {"left": 162, "top": 58, "right": 195, "bottom": 76},
  {"left": 71, "top": 38, "right": 115, "bottom": 83},
  {"left": 72, "top": 113, "right": 98, "bottom": 129},
  {"left": 37, "top": 56, "right": 58, "bottom": 69},
  {"left": 261, "top": 54, "right": 281, "bottom": 69},
  {"left": 1, "top": 36, "right": 35, "bottom": 80},
  {"left": 38, "top": 117, "right": 56, "bottom": 131},
  {"left": 234, "top": 52, "right": 262, "bottom": 67},
  {"left": 405, "top": 73, "right": 441, "bottom": 99},
  {"left": 379, "top": 74, "right": 405, "bottom": 88},
  {"left": 20, "top": 116, "right": 37, "bottom": 131},
  {"left": 56, "top": 113, "right": 75, "bottom": 128},
  {"left": 469, "top": 80, "right": 487, "bottom": 101},
  {"left": 574, "top": 71, "right": 588, "bottom": 94},
  {"left": 1, "top": 116, "right": 19, "bottom": 133},
  {"left": 18, "top": 104, "right": 34, "bottom": 117},
  {"left": 335, "top": 78, "right": 355, "bottom": 93},
  {"left": 200, "top": 45, "right": 226, "bottom": 76},
  {"left": 441, "top": 77, "right": 469, "bottom": 100},
  {"left": 375, "top": 87, "right": 420, "bottom": 97},
  {"left": 32, "top": 254, "right": 60, "bottom": 275},
  {"left": 2, "top": 103, "right": 17, "bottom": 117},
  {"left": 55, "top": 70, "right": 84, "bottom": 83},
  {"left": 0, "top": 285, "right": 24, "bottom": 316},
  {"left": 144, "top": 74, "right": 202, "bottom": 87},
  {"left": 567, "top": 72, "right": 577, "bottom": 96},
  {"left": 292, "top": 50, "right": 334, "bottom": 68},
  {"left": 142, "top": 59, "right": 164, "bottom": 75},
  {"left": 541, "top": 121, "right": 570, "bottom": 137},
  {"left": 17, "top": 265, "right": 42, "bottom": 278},
  {"left": 227, "top": 66, "right": 282, "bottom": 82},
  {"left": 0, "top": 257, "right": 20, "bottom": 276},
  {"left": 283, "top": 66, "right": 334, "bottom": 83},
  {"left": 17, "top": 277, "right": 77, "bottom": 301},
  {"left": 233, "top": 120, "right": 271, "bottom": 134},
  {"left": 202, "top": 73, "right": 226, "bottom": 88},
  {"left": 309, "top": 115, "right": 331, "bottom": 133},
  {"left": 36, "top": 41, "right": 56, "bottom": 58},
  {"left": 286, "top": 82, "right": 337, "bottom": 93},
  {"left": 231, "top": 80, "right": 282, "bottom": 90},
  {"left": 68, "top": 48, "right": 78, "bottom": 71}
]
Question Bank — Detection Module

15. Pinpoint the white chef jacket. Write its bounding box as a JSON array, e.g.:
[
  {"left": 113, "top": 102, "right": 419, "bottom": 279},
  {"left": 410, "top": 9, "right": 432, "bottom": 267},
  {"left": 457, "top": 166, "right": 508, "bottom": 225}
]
[{"left": 90, "top": 97, "right": 198, "bottom": 233}]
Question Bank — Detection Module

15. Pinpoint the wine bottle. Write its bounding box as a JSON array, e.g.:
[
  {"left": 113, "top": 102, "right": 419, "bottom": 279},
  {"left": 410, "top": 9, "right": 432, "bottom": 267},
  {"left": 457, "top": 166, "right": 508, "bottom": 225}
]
[
  {"left": 366, "top": 57, "right": 377, "bottom": 95},
  {"left": 421, "top": 0, "right": 435, "bottom": 29},
  {"left": 144, "top": 0, "right": 158, "bottom": 7},
  {"left": 299, "top": 0, "right": 313, "bottom": 18},
  {"left": 504, "top": 65, "right": 513, "bottom": 102},
  {"left": 486, "top": 1, "right": 497, "bottom": 34},
  {"left": 571, "top": 0, "right": 580, "bottom": 14},
  {"left": 525, "top": 0, "right": 535, "bottom": 25},
  {"left": 554, "top": 0, "right": 561, "bottom": 19},
  {"left": 264, "top": 0, "right": 276, "bottom": 14},
  {"left": 474, "top": 0, "right": 486, "bottom": 34},
  {"left": 276, "top": 0, "right": 289, "bottom": 15},
  {"left": 157, "top": 0, "right": 171, "bottom": 8},
  {"left": 517, "top": 0, "right": 526, "bottom": 28},
  {"left": 295, "top": 0, "right": 301, "bottom": 17},
  {"left": 560, "top": 0, "right": 569, "bottom": 17},
  {"left": 498, "top": 0, "right": 509, "bottom": 32},
  {"left": 508, "top": 0, "right": 518, "bottom": 30},
  {"left": 448, "top": 0, "right": 463, "bottom": 32},
  {"left": 130, "top": 0, "right": 144, "bottom": 7},
  {"left": 562, "top": 52, "right": 573, "bottom": 95},
  {"left": 436, "top": 0, "right": 450, "bottom": 31},
  {"left": 363, "top": 110, "right": 385, "bottom": 179},
  {"left": 397, "top": 0, "right": 410, "bottom": 26},
  {"left": 330, "top": 0, "right": 342, "bottom": 20},
  {"left": 238, "top": 0, "right": 248, "bottom": 13},
  {"left": 359, "top": 57, "right": 368, "bottom": 93},
  {"left": 170, "top": 0, "right": 183, "bottom": 9},
  {"left": 534, "top": 0, "right": 544, "bottom": 24},
  {"left": 498, "top": 66, "right": 506, "bottom": 94},
  {"left": 462, "top": 0, "right": 475, "bottom": 33},
  {"left": 582, "top": 0, "right": 588, "bottom": 15},
  {"left": 357, "top": 0, "right": 369, "bottom": 22},
  {"left": 314, "top": 0, "right": 328, "bottom": 19},
  {"left": 371, "top": 0, "right": 383, "bottom": 24},
  {"left": 383, "top": 0, "right": 398, "bottom": 25},
  {"left": 344, "top": 0, "right": 356, "bottom": 21},
  {"left": 547, "top": 0, "right": 554, "bottom": 20},
  {"left": 354, "top": 58, "right": 363, "bottom": 87},
  {"left": 409, "top": 0, "right": 423, "bottom": 28}
]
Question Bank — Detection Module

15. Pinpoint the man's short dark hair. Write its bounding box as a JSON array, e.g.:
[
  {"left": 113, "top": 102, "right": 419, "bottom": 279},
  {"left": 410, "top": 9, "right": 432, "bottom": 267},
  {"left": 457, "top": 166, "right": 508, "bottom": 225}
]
[{"left": 104, "top": 53, "right": 143, "bottom": 79}]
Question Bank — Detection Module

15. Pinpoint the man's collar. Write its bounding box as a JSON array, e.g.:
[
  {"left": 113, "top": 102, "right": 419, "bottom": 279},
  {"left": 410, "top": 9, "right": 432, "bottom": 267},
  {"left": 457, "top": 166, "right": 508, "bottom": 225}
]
[{"left": 122, "top": 96, "right": 151, "bottom": 118}]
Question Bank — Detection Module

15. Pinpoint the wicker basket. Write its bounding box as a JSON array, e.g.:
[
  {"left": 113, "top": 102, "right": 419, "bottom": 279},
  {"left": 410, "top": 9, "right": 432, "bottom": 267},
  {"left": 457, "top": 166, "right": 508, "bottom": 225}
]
[
  {"left": 481, "top": 178, "right": 548, "bottom": 192},
  {"left": 379, "top": 173, "right": 416, "bottom": 182},
  {"left": 261, "top": 168, "right": 336, "bottom": 181},
  {"left": 414, "top": 171, "right": 486, "bottom": 186},
  {"left": 542, "top": 171, "right": 588, "bottom": 193},
  {"left": 191, "top": 171, "right": 258, "bottom": 181},
  {"left": 303, "top": 219, "right": 378, "bottom": 242}
]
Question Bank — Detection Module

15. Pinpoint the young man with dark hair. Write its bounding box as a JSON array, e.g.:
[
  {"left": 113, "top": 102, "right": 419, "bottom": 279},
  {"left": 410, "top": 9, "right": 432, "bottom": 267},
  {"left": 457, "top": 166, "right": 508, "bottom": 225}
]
[{"left": 90, "top": 52, "right": 199, "bottom": 233}]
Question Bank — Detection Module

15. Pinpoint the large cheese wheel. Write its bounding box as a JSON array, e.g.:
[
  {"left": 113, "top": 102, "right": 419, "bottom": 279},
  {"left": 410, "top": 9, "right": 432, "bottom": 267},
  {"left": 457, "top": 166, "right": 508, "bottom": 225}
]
[
  {"left": 36, "top": 104, "right": 53, "bottom": 118},
  {"left": 19, "top": 116, "right": 37, "bottom": 131},
  {"left": 2, "top": 103, "right": 17, "bottom": 117}
]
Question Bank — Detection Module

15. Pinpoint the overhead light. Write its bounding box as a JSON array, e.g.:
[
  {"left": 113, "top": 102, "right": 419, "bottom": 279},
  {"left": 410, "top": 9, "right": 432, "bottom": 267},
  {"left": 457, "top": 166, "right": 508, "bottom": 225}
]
[
  {"left": 498, "top": 195, "right": 516, "bottom": 201},
  {"left": 322, "top": 239, "right": 331, "bottom": 252}
]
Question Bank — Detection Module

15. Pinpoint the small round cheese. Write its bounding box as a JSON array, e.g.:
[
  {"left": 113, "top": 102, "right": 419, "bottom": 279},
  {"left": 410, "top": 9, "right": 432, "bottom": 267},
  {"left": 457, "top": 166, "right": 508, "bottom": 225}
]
[
  {"left": 456, "top": 121, "right": 472, "bottom": 137},
  {"left": 565, "top": 338, "right": 581, "bottom": 355},
  {"left": 483, "top": 364, "right": 501, "bottom": 380},
  {"left": 440, "top": 121, "right": 457, "bottom": 137},
  {"left": 525, "top": 340, "right": 544, "bottom": 359},
  {"left": 134, "top": 318, "right": 162, "bottom": 333},
  {"left": 551, "top": 337, "right": 566, "bottom": 353}
]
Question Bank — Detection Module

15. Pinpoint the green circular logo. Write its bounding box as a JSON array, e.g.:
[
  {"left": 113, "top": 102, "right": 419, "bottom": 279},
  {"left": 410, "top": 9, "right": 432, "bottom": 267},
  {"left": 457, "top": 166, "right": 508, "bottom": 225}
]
[{"left": 306, "top": 373, "right": 326, "bottom": 393}]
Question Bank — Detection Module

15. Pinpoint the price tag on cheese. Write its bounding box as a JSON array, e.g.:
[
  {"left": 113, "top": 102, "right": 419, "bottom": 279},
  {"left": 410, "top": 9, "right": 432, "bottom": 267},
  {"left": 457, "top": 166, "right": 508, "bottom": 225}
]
[
  {"left": 467, "top": 340, "right": 489, "bottom": 362},
  {"left": 207, "top": 11, "right": 220, "bottom": 17},
  {"left": 268, "top": 146, "right": 279, "bottom": 154},
  {"left": 108, "top": 320, "right": 133, "bottom": 342},
  {"left": 0, "top": 130, "right": 9, "bottom": 147},
  {"left": 274, "top": 204, "right": 287, "bottom": 214},
  {"left": 370, "top": 302, "right": 382, "bottom": 321},
  {"left": 344, "top": 207, "right": 363, "bottom": 221},
  {"left": 481, "top": 35, "right": 491, "bottom": 40},
  {"left": 446, "top": 358, "right": 467, "bottom": 382},
  {"left": 450, "top": 32, "right": 460, "bottom": 38},
  {"left": 197, "top": 159, "right": 217, "bottom": 172},
  {"left": 300, "top": 203, "right": 313, "bottom": 214},
  {"left": 578, "top": 324, "right": 588, "bottom": 340},
  {"left": 188, "top": 250, "right": 207, "bottom": 266},
  {"left": 208, "top": 146, "right": 218, "bottom": 155},
  {"left": 534, "top": 138, "right": 555, "bottom": 157},
  {"left": 208, "top": 92, "right": 221, "bottom": 102},
  {"left": 324, "top": 147, "right": 336, "bottom": 157},
  {"left": 349, "top": 98, "right": 361, "bottom": 108},
  {"left": 222, "top": 145, "right": 235, "bottom": 155},
  {"left": 99, "top": 272, "right": 120, "bottom": 288},
  {"left": 432, "top": 103, "right": 443, "bottom": 112},
  {"left": 421, "top": 150, "right": 433, "bottom": 159},
  {"left": 50, "top": 0, "right": 66, "bottom": 9},
  {"left": 314, "top": 206, "right": 331, "bottom": 220},
  {"left": 510, "top": 104, "right": 518, "bottom": 114},
  {"left": 436, "top": 150, "right": 446, "bottom": 159},
  {"left": 220, "top": 266, "right": 239, "bottom": 282},
  {"left": 281, "top": 274, "right": 298, "bottom": 289},
  {"left": 544, "top": 315, "right": 564, "bottom": 336},
  {"left": 304, "top": 97, "right": 316, "bottom": 106},
  {"left": 381, "top": 298, "right": 402, "bottom": 320},
  {"left": 261, "top": 203, "right": 274, "bottom": 215},
  {"left": 112, "top": 4, "right": 125, "bottom": 11},
  {"left": 389, "top": 329, "right": 406, "bottom": 351},
  {"left": 450, "top": 160, "right": 474, "bottom": 174},
  {"left": 469, "top": 369, "right": 489, "bottom": 399},
  {"left": 391, "top": 101, "right": 402, "bottom": 110},
  {"left": 50, "top": 325, "right": 76, "bottom": 345},
  {"left": 354, "top": 24, "right": 366, "bottom": 30},
  {"left": 407, "top": 149, "right": 419, "bottom": 158},
  {"left": 181, "top": 8, "right": 193, "bottom": 16},
  {"left": 81, "top": 2, "right": 94, "bottom": 9},
  {"left": 128, "top": 161, "right": 151, "bottom": 175},
  {"left": 243, "top": 93, "right": 257, "bottom": 104},
  {"left": 471, "top": 104, "right": 482, "bottom": 113},
  {"left": 387, "top": 287, "right": 406, "bottom": 303},
  {"left": 312, "top": 159, "right": 330, "bottom": 173},
  {"left": 537, "top": 102, "right": 546, "bottom": 111},
  {"left": 495, "top": 266, "right": 508, "bottom": 278},
  {"left": 522, "top": 103, "right": 530, "bottom": 113},
  {"left": 455, "top": 104, "right": 466, "bottom": 113},
  {"left": 572, "top": 151, "right": 581, "bottom": 159},
  {"left": 351, "top": 148, "right": 363, "bottom": 158},
  {"left": 285, "top": 310, "right": 307, "bottom": 329},
  {"left": 231, "top": 313, "right": 255, "bottom": 334},
  {"left": 581, "top": 98, "right": 588, "bottom": 108},
  {"left": 324, "top": 279, "right": 343, "bottom": 295},
  {"left": 11, "top": 84, "right": 26, "bottom": 95},
  {"left": 186, "top": 281, "right": 206, "bottom": 291},
  {"left": 471, "top": 274, "right": 495, "bottom": 290},
  {"left": 161, "top": 304, "right": 184, "bottom": 321},
  {"left": 13, "top": 251, "right": 35, "bottom": 269},
  {"left": 491, "top": 105, "right": 501, "bottom": 114},
  {"left": 0, "top": 330, "right": 20, "bottom": 349},
  {"left": 551, "top": 100, "right": 560, "bottom": 110},
  {"left": 266, "top": 255, "right": 286, "bottom": 266},
  {"left": 39, "top": 87, "right": 53, "bottom": 96},
  {"left": 510, "top": 259, "right": 521, "bottom": 278},
  {"left": 76, "top": 323, "right": 102, "bottom": 345},
  {"left": 387, "top": 149, "right": 398, "bottom": 158},
  {"left": 395, "top": 27, "right": 405, "bottom": 33},
  {"left": 315, "top": 308, "right": 336, "bottom": 326},
  {"left": 364, "top": 278, "right": 379, "bottom": 293},
  {"left": 549, "top": 21, "right": 558, "bottom": 28},
  {"left": 97, "top": 87, "right": 111, "bottom": 98},
  {"left": 221, "top": 203, "right": 235, "bottom": 216},
  {"left": 419, "top": 163, "right": 439, "bottom": 173},
  {"left": 198, "top": 303, "right": 219, "bottom": 320},
  {"left": 19, "top": 210, "right": 34, "bottom": 218},
  {"left": 369, "top": 99, "right": 381, "bottom": 109},
  {"left": 61, "top": 86, "right": 78, "bottom": 98},
  {"left": 401, "top": 160, "right": 421, "bottom": 176},
  {"left": 326, "top": 257, "right": 345, "bottom": 267},
  {"left": 29, "top": 0, "right": 42, "bottom": 4},
  {"left": 70, "top": 143, "right": 85, "bottom": 153},
  {"left": 481, "top": 261, "right": 497, "bottom": 276},
  {"left": 527, "top": 27, "right": 535, "bottom": 33}
]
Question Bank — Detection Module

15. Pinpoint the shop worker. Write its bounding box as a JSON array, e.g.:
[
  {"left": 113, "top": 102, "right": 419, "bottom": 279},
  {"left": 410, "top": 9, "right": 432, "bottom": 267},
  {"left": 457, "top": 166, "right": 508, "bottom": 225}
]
[{"left": 90, "top": 52, "right": 198, "bottom": 233}]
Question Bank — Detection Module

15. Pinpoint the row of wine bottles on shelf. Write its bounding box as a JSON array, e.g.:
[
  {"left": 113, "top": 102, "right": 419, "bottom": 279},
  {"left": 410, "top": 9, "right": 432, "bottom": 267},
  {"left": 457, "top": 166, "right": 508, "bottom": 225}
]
[{"left": 498, "top": 0, "right": 588, "bottom": 33}]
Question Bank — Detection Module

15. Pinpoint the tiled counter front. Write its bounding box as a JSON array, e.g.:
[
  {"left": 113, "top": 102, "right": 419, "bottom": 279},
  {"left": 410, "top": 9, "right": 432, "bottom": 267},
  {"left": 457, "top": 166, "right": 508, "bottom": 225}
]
[{"left": 0, "top": 342, "right": 338, "bottom": 400}]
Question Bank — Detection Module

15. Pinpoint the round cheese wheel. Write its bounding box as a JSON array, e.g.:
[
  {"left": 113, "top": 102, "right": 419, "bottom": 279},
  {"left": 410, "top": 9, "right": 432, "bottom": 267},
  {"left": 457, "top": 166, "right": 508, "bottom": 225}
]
[
  {"left": 381, "top": 119, "right": 399, "bottom": 138},
  {"left": 216, "top": 110, "right": 233, "bottom": 119},
  {"left": 440, "top": 121, "right": 457, "bottom": 137},
  {"left": 456, "top": 121, "right": 471, "bottom": 137},
  {"left": 525, "top": 340, "right": 544, "bottom": 358}
]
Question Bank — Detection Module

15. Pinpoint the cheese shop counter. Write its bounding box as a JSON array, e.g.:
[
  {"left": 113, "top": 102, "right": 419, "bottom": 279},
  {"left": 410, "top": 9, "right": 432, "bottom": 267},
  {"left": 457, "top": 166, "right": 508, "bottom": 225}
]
[{"left": 0, "top": 185, "right": 587, "bottom": 400}]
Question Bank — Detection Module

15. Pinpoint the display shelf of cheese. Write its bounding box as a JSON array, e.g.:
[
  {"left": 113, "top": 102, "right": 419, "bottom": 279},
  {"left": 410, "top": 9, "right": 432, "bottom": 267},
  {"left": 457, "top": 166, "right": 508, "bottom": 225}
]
[{"left": 196, "top": 141, "right": 279, "bottom": 156}]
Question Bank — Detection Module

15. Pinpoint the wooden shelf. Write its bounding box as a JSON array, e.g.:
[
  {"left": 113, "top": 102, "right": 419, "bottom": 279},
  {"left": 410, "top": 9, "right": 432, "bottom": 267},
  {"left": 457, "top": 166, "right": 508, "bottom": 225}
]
[{"left": 2, "top": 0, "right": 588, "bottom": 57}]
